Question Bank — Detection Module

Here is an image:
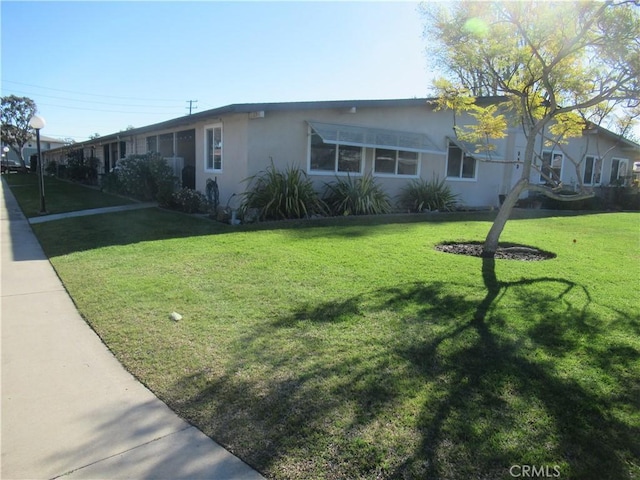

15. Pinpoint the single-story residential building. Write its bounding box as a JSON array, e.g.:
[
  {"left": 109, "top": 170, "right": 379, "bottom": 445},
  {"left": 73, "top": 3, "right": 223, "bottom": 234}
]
[{"left": 42, "top": 97, "right": 640, "bottom": 209}]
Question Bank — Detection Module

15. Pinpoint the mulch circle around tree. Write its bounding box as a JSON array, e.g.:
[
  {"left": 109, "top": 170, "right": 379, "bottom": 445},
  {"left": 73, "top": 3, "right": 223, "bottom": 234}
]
[{"left": 435, "top": 242, "right": 556, "bottom": 261}]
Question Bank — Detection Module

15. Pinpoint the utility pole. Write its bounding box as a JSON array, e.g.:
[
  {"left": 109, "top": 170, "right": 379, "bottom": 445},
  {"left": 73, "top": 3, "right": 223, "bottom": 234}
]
[{"left": 186, "top": 100, "right": 198, "bottom": 115}]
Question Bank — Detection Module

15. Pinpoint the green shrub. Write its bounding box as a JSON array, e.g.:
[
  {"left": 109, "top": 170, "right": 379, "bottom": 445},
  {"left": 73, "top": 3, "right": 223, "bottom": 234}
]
[
  {"left": 101, "top": 171, "right": 122, "bottom": 193},
  {"left": 241, "top": 162, "right": 327, "bottom": 220},
  {"left": 170, "top": 188, "right": 208, "bottom": 213},
  {"left": 398, "top": 177, "right": 458, "bottom": 212},
  {"left": 108, "top": 153, "right": 177, "bottom": 201},
  {"left": 45, "top": 160, "right": 57, "bottom": 176},
  {"left": 323, "top": 173, "right": 391, "bottom": 216},
  {"left": 156, "top": 180, "right": 177, "bottom": 208},
  {"left": 67, "top": 154, "right": 98, "bottom": 184}
]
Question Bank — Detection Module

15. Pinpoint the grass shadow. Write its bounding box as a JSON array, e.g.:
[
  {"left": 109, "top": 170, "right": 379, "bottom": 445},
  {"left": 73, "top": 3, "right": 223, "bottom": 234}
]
[
  {"left": 30, "top": 208, "right": 235, "bottom": 258},
  {"left": 3, "top": 173, "right": 133, "bottom": 217},
  {"left": 167, "top": 262, "right": 639, "bottom": 479}
]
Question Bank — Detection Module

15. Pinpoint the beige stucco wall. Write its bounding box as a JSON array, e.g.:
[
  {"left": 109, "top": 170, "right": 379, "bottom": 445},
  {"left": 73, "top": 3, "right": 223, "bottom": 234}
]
[
  {"left": 195, "top": 113, "right": 249, "bottom": 209},
  {"left": 505, "top": 128, "right": 636, "bottom": 192},
  {"left": 41, "top": 101, "right": 636, "bottom": 209},
  {"left": 242, "top": 105, "right": 508, "bottom": 208}
]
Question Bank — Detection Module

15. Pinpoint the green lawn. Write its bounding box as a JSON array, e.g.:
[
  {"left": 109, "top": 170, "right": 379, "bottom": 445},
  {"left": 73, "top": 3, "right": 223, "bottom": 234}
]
[
  {"left": 29, "top": 208, "right": 640, "bottom": 480},
  {"left": 2, "top": 173, "right": 134, "bottom": 217}
]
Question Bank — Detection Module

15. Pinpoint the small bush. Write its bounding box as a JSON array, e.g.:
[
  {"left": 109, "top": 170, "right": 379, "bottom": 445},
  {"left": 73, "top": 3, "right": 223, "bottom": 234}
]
[
  {"left": 45, "top": 160, "right": 57, "bottom": 176},
  {"left": 241, "top": 162, "right": 327, "bottom": 220},
  {"left": 398, "top": 177, "right": 458, "bottom": 212},
  {"left": 170, "top": 188, "right": 208, "bottom": 213},
  {"left": 107, "top": 153, "right": 178, "bottom": 201},
  {"left": 101, "top": 171, "right": 122, "bottom": 193},
  {"left": 323, "top": 173, "right": 391, "bottom": 216},
  {"left": 67, "top": 154, "right": 98, "bottom": 184},
  {"left": 156, "top": 180, "right": 177, "bottom": 208}
]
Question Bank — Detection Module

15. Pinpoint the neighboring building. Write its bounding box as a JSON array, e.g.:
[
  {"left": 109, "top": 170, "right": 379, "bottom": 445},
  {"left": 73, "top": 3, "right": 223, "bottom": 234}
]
[
  {"left": 41, "top": 98, "right": 640, "bottom": 209},
  {"left": 2, "top": 135, "right": 67, "bottom": 166}
]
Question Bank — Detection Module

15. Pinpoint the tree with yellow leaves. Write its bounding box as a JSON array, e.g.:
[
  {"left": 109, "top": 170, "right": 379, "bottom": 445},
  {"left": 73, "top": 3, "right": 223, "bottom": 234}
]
[{"left": 423, "top": 1, "right": 640, "bottom": 257}]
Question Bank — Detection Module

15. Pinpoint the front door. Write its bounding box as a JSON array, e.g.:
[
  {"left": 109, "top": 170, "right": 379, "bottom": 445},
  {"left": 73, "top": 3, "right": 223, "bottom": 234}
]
[
  {"left": 103, "top": 145, "right": 110, "bottom": 173},
  {"left": 176, "top": 129, "right": 196, "bottom": 189}
]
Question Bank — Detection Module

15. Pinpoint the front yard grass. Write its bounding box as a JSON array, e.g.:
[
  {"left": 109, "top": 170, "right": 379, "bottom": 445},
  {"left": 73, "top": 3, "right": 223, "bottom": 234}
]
[
  {"left": 31, "top": 209, "right": 639, "bottom": 479},
  {"left": 2, "top": 172, "right": 134, "bottom": 217}
]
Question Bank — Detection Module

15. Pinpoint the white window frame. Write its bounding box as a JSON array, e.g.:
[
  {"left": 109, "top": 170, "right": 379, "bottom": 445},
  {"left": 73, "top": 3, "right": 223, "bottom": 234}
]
[
  {"left": 446, "top": 142, "right": 477, "bottom": 181},
  {"left": 539, "top": 150, "right": 564, "bottom": 184},
  {"left": 583, "top": 155, "right": 602, "bottom": 186},
  {"left": 307, "top": 127, "right": 364, "bottom": 176},
  {"left": 204, "top": 123, "right": 223, "bottom": 173},
  {"left": 609, "top": 158, "right": 628, "bottom": 185},
  {"left": 373, "top": 148, "right": 420, "bottom": 178}
]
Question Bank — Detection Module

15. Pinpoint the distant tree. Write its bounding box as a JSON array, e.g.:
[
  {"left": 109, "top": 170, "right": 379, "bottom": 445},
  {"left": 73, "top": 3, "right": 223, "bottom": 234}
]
[
  {"left": 423, "top": 1, "right": 640, "bottom": 257},
  {"left": 89, "top": 133, "right": 101, "bottom": 140},
  {"left": 1, "top": 95, "right": 38, "bottom": 169}
]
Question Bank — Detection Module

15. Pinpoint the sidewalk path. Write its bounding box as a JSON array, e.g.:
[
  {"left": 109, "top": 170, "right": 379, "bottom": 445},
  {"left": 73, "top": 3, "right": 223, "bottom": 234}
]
[
  {"left": 1, "top": 179, "right": 265, "bottom": 479},
  {"left": 28, "top": 202, "right": 158, "bottom": 224}
]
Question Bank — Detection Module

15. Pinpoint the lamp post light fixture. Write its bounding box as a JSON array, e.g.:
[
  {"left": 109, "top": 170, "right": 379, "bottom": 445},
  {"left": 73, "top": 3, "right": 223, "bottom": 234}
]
[
  {"left": 28, "top": 114, "right": 47, "bottom": 214},
  {"left": 1, "top": 146, "right": 9, "bottom": 174}
]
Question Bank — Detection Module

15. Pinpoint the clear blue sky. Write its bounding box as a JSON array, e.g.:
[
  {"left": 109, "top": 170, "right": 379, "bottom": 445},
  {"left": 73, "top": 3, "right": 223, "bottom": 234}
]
[{"left": 1, "top": 1, "right": 433, "bottom": 141}]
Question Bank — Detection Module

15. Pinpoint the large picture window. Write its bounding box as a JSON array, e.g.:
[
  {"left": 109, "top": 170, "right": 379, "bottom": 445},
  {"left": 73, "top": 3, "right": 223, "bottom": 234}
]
[
  {"left": 583, "top": 156, "right": 602, "bottom": 185},
  {"left": 309, "top": 130, "right": 362, "bottom": 174},
  {"left": 205, "top": 124, "right": 223, "bottom": 172},
  {"left": 446, "top": 142, "right": 476, "bottom": 180},
  {"left": 540, "top": 151, "right": 563, "bottom": 184},
  {"left": 374, "top": 148, "right": 419, "bottom": 176}
]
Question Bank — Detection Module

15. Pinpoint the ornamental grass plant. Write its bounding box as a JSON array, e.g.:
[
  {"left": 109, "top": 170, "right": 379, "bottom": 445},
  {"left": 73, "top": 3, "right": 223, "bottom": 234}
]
[
  {"left": 323, "top": 173, "right": 391, "bottom": 216},
  {"left": 241, "top": 162, "right": 328, "bottom": 220},
  {"left": 398, "top": 177, "right": 458, "bottom": 212}
]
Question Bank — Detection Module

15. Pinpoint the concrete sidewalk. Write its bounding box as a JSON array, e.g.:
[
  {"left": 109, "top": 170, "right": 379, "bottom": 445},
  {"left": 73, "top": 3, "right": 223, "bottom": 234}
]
[
  {"left": 28, "top": 202, "right": 158, "bottom": 224},
  {"left": 1, "top": 179, "right": 265, "bottom": 479}
]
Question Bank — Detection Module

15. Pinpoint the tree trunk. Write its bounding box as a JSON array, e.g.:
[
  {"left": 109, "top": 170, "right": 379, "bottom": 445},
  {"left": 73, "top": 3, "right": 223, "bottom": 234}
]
[
  {"left": 482, "top": 179, "right": 528, "bottom": 257},
  {"left": 10, "top": 145, "right": 27, "bottom": 171},
  {"left": 482, "top": 115, "right": 543, "bottom": 258}
]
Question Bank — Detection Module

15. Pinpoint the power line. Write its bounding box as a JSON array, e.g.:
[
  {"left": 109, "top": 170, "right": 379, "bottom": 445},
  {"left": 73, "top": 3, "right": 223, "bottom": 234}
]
[
  {"left": 4, "top": 88, "right": 183, "bottom": 109},
  {"left": 1, "top": 79, "right": 184, "bottom": 103},
  {"left": 36, "top": 102, "right": 181, "bottom": 116}
]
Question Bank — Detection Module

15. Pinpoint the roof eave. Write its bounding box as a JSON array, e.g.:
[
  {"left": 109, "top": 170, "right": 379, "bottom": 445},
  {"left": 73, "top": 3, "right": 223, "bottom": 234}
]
[{"left": 46, "top": 96, "right": 512, "bottom": 152}]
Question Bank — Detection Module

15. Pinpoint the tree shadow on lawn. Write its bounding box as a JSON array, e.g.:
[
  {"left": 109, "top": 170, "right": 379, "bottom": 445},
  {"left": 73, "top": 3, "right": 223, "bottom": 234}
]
[{"left": 170, "top": 261, "right": 639, "bottom": 480}]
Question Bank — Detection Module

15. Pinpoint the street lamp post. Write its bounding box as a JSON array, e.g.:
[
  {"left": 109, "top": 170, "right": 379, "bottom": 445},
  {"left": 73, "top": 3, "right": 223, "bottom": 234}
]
[
  {"left": 29, "top": 114, "right": 47, "bottom": 214},
  {"left": 1, "top": 146, "right": 9, "bottom": 174}
]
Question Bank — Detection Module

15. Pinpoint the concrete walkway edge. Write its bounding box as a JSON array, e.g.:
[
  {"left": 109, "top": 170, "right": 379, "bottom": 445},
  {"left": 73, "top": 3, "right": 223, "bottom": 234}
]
[
  {"left": 28, "top": 202, "right": 158, "bottom": 224},
  {"left": 1, "top": 179, "right": 265, "bottom": 479}
]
